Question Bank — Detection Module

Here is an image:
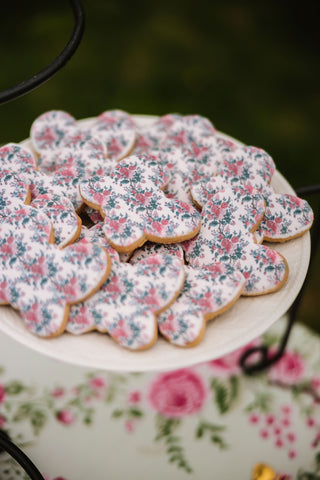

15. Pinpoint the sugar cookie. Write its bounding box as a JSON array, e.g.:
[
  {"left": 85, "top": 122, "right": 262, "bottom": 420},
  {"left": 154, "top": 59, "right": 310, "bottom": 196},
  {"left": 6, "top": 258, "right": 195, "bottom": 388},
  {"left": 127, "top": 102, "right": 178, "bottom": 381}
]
[
  {"left": 80, "top": 154, "right": 201, "bottom": 252},
  {"left": 67, "top": 244, "right": 185, "bottom": 350},
  {"left": 183, "top": 189, "right": 288, "bottom": 295}
]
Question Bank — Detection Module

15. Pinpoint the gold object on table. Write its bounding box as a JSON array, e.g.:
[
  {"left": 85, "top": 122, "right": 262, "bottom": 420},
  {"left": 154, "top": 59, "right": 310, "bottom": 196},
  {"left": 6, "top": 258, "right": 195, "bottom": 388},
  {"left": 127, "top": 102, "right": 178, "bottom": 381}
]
[{"left": 251, "top": 463, "right": 279, "bottom": 480}]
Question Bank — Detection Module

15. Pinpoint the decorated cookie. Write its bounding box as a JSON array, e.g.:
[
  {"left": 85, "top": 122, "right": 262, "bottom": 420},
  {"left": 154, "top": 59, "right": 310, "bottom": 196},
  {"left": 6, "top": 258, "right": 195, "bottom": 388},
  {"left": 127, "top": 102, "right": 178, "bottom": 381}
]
[
  {"left": 91, "top": 109, "right": 137, "bottom": 161},
  {"left": 253, "top": 185, "right": 314, "bottom": 243},
  {"left": 132, "top": 113, "right": 181, "bottom": 155},
  {"left": 157, "top": 264, "right": 244, "bottom": 347},
  {"left": 38, "top": 129, "right": 110, "bottom": 174},
  {"left": 30, "top": 110, "right": 77, "bottom": 154},
  {"left": 0, "top": 170, "right": 31, "bottom": 218},
  {"left": 166, "top": 114, "right": 216, "bottom": 147},
  {"left": 67, "top": 251, "right": 185, "bottom": 350},
  {"left": 218, "top": 146, "right": 275, "bottom": 192},
  {"left": 0, "top": 205, "right": 54, "bottom": 247},
  {"left": 183, "top": 189, "right": 289, "bottom": 295},
  {"left": 0, "top": 143, "right": 38, "bottom": 176},
  {"left": 31, "top": 193, "right": 82, "bottom": 247},
  {"left": 162, "top": 139, "right": 228, "bottom": 204},
  {"left": 191, "top": 178, "right": 266, "bottom": 233},
  {"left": 0, "top": 214, "right": 111, "bottom": 337},
  {"left": 80, "top": 154, "right": 201, "bottom": 252}
]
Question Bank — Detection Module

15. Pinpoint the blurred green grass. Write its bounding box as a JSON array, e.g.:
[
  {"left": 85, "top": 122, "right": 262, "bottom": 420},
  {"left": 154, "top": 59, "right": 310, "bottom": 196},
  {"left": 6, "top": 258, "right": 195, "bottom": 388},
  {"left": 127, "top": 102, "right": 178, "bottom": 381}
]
[{"left": 0, "top": 0, "right": 319, "bottom": 332}]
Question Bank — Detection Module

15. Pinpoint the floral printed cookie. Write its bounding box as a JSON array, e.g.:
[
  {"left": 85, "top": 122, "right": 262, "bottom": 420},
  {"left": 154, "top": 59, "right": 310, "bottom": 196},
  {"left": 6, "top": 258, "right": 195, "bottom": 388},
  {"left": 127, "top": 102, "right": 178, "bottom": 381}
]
[
  {"left": 191, "top": 178, "right": 266, "bottom": 233},
  {"left": 0, "top": 143, "right": 38, "bottom": 176},
  {"left": 0, "top": 205, "right": 54, "bottom": 247},
  {"left": 38, "top": 129, "right": 111, "bottom": 174},
  {"left": 67, "top": 251, "right": 185, "bottom": 350},
  {"left": 90, "top": 109, "right": 137, "bottom": 161},
  {"left": 218, "top": 145, "right": 275, "bottom": 192},
  {"left": 0, "top": 214, "right": 111, "bottom": 337},
  {"left": 161, "top": 140, "right": 222, "bottom": 204},
  {"left": 129, "top": 245, "right": 245, "bottom": 347},
  {"left": 31, "top": 193, "right": 82, "bottom": 248},
  {"left": 166, "top": 114, "right": 216, "bottom": 147},
  {"left": 0, "top": 170, "right": 31, "bottom": 218},
  {"left": 30, "top": 110, "right": 77, "bottom": 154},
  {"left": 253, "top": 185, "right": 314, "bottom": 243},
  {"left": 157, "top": 264, "right": 244, "bottom": 347},
  {"left": 80, "top": 154, "right": 201, "bottom": 252},
  {"left": 183, "top": 189, "right": 289, "bottom": 295},
  {"left": 0, "top": 143, "right": 83, "bottom": 211},
  {"left": 192, "top": 166, "right": 313, "bottom": 244},
  {"left": 132, "top": 113, "right": 181, "bottom": 154}
]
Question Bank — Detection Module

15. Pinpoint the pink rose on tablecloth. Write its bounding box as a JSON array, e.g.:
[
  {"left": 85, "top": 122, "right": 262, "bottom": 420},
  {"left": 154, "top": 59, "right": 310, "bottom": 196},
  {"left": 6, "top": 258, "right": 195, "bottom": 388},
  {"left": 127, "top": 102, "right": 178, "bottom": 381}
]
[
  {"left": 268, "top": 350, "right": 305, "bottom": 386},
  {"left": 148, "top": 369, "right": 207, "bottom": 418},
  {"left": 56, "top": 409, "right": 76, "bottom": 425},
  {"left": 208, "top": 340, "right": 259, "bottom": 377},
  {"left": 89, "top": 376, "right": 107, "bottom": 391},
  {"left": 0, "top": 384, "right": 6, "bottom": 404},
  {"left": 127, "top": 390, "right": 141, "bottom": 405}
]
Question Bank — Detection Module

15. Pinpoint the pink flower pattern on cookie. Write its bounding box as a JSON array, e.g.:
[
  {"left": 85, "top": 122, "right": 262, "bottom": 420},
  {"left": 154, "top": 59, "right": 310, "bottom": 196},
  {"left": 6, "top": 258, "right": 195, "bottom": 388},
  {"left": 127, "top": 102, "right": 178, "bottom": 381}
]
[
  {"left": 0, "top": 143, "right": 38, "bottom": 177},
  {"left": 156, "top": 264, "right": 244, "bottom": 347},
  {"left": 80, "top": 155, "right": 201, "bottom": 252},
  {"left": 67, "top": 253, "right": 185, "bottom": 350},
  {"left": 255, "top": 185, "right": 313, "bottom": 242},
  {"left": 0, "top": 214, "right": 111, "bottom": 336},
  {"left": 38, "top": 129, "right": 110, "bottom": 174},
  {"left": 183, "top": 190, "right": 288, "bottom": 295},
  {"left": 30, "top": 110, "right": 77, "bottom": 153},
  {"left": 0, "top": 170, "right": 30, "bottom": 218},
  {"left": 31, "top": 193, "right": 82, "bottom": 248},
  {"left": 129, "top": 242, "right": 244, "bottom": 347},
  {"left": 166, "top": 115, "right": 216, "bottom": 147},
  {"left": 191, "top": 178, "right": 266, "bottom": 232},
  {"left": 162, "top": 141, "right": 221, "bottom": 204},
  {"left": 91, "top": 110, "right": 137, "bottom": 161},
  {"left": 218, "top": 146, "right": 275, "bottom": 191}
]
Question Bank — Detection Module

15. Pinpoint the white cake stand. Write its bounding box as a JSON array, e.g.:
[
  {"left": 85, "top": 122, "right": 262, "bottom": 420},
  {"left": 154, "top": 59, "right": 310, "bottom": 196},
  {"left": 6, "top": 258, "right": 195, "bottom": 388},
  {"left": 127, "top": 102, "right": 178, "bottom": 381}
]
[{"left": 0, "top": 115, "right": 311, "bottom": 372}]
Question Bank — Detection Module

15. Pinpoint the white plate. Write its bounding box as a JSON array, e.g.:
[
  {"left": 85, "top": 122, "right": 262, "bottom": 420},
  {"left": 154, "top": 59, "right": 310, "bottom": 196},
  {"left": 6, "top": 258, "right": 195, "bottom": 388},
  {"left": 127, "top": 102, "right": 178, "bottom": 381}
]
[{"left": 0, "top": 115, "right": 311, "bottom": 372}]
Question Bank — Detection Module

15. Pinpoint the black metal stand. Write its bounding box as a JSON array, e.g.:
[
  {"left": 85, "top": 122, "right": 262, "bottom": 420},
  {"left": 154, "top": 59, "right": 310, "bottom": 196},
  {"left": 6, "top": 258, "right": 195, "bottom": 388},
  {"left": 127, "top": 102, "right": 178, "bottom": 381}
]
[
  {"left": 0, "top": 431, "right": 45, "bottom": 480},
  {"left": 0, "top": 0, "right": 85, "bottom": 478},
  {"left": 240, "top": 184, "right": 320, "bottom": 374}
]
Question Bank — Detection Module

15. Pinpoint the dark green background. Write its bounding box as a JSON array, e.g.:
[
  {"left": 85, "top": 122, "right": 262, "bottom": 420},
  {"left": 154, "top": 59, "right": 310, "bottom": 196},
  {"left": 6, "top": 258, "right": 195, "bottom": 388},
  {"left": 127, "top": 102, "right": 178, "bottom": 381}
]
[{"left": 0, "top": 1, "right": 319, "bottom": 331}]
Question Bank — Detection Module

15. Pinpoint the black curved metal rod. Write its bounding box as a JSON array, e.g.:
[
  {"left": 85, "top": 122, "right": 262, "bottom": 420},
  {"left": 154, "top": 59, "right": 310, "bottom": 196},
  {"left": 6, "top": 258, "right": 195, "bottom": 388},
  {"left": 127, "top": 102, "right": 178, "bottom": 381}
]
[
  {"left": 240, "top": 183, "right": 320, "bottom": 374},
  {"left": 0, "top": 0, "right": 85, "bottom": 105},
  {"left": 0, "top": 431, "right": 45, "bottom": 480}
]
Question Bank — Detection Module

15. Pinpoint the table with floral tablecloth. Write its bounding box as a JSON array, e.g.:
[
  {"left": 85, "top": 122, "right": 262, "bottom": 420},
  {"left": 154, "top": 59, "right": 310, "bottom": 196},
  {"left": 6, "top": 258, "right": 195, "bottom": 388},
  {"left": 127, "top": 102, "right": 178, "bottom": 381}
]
[{"left": 0, "top": 315, "right": 320, "bottom": 480}]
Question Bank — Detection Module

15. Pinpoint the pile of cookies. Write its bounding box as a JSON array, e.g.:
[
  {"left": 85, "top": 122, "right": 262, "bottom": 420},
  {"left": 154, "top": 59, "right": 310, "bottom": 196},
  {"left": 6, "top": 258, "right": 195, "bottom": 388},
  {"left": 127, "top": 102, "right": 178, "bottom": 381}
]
[{"left": 0, "top": 110, "right": 314, "bottom": 349}]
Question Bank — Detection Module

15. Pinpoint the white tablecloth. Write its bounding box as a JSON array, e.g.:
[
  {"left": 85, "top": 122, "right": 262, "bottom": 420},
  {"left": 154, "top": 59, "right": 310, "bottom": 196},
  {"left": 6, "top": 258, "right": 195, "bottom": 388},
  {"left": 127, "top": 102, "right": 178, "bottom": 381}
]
[{"left": 1, "top": 315, "right": 320, "bottom": 480}]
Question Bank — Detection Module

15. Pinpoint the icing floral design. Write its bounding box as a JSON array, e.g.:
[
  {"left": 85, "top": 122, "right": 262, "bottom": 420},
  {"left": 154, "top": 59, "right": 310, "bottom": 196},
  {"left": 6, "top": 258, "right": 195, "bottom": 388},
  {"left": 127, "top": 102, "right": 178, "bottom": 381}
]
[
  {"left": 183, "top": 189, "right": 288, "bottom": 295},
  {"left": 0, "top": 170, "right": 30, "bottom": 218},
  {"left": 80, "top": 154, "right": 201, "bottom": 252},
  {"left": 0, "top": 214, "right": 111, "bottom": 336},
  {"left": 218, "top": 145, "right": 275, "bottom": 191},
  {"left": 91, "top": 109, "right": 137, "bottom": 161},
  {"left": 156, "top": 264, "right": 244, "bottom": 346},
  {"left": 255, "top": 185, "right": 314, "bottom": 242},
  {"left": 191, "top": 179, "right": 266, "bottom": 231},
  {"left": 30, "top": 110, "right": 77, "bottom": 153},
  {"left": 166, "top": 114, "right": 216, "bottom": 147},
  {"left": 31, "top": 193, "right": 82, "bottom": 248},
  {"left": 129, "top": 242, "right": 244, "bottom": 347},
  {"left": 67, "top": 247, "right": 185, "bottom": 350}
]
